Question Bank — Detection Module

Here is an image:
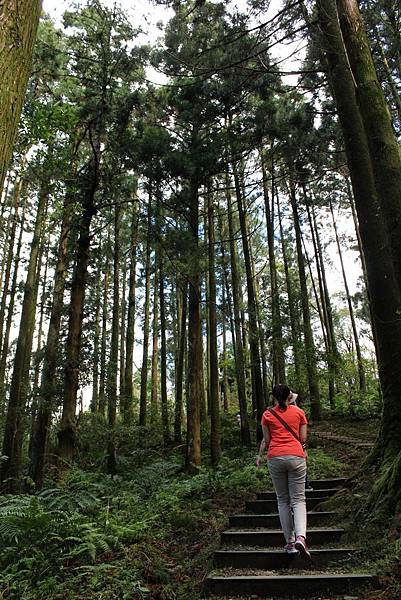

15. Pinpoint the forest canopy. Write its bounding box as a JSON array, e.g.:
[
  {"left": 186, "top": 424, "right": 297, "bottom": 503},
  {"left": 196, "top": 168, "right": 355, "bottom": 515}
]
[{"left": 1, "top": 0, "right": 401, "bottom": 597}]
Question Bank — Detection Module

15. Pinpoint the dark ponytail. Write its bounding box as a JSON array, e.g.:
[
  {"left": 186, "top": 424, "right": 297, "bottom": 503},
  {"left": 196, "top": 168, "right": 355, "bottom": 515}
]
[{"left": 272, "top": 384, "right": 291, "bottom": 411}]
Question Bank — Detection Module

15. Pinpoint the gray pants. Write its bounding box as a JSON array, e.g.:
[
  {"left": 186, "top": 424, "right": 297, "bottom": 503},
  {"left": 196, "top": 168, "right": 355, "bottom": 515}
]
[{"left": 268, "top": 455, "right": 307, "bottom": 543}]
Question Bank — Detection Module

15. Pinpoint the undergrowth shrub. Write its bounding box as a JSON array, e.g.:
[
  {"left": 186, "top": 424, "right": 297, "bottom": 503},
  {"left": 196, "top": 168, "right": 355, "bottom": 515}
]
[{"left": 0, "top": 416, "right": 355, "bottom": 599}]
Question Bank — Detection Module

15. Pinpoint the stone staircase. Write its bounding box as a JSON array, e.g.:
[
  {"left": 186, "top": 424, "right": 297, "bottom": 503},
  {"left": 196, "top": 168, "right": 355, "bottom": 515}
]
[{"left": 206, "top": 478, "right": 375, "bottom": 598}]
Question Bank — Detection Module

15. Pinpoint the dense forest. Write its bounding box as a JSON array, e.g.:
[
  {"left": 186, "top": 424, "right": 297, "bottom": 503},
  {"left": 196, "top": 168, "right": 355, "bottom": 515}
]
[{"left": 1, "top": 0, "right": 401, "bottom": 598}]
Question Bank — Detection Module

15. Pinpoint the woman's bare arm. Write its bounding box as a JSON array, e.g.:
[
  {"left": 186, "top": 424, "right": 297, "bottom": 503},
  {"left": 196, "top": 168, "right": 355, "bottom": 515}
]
[
  {"left": 300, "top": 423, "right": 307, "bottom": 444},
  {"left": 256, "top": 425, "right": 271, "bottom": 466}
]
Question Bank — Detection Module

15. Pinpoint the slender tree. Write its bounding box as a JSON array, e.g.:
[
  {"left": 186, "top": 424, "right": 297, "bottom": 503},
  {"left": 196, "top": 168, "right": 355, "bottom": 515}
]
[
  {"left": 1, "top": 176, "right": 49, "bottom": 491},
  {"left": 288, "top": 179, "right": 321, "bottom": 421},
  {"left": 139, "top": 192, "right": 153, "bottom": 426},
  {"left": 207, "top": 187, "right": 221, "bottom": 464}
]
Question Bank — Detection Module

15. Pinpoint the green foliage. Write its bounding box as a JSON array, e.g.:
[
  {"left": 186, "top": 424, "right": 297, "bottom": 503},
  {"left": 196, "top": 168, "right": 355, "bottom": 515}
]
[
  {"left": 38, "top": 470, "right": 103, "bottom": 513},
  {"left": 0, "top": 492, "right": 119, "bottom": 598},
  {"left": 306, "top": 448, "right": 344, "bottom": 479}
]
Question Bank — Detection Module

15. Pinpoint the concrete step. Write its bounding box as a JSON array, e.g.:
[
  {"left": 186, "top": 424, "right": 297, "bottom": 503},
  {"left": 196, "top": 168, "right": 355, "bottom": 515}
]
[
  {"left": 257, "top": 488, "right": 338, "bottom": 500},
  {"left": 214, "top": 547, "right": 357, "bottom": 569},
  {"left": 206, "top": 573, "right": 374, "bottom": 597},
  {"left": 221, "top": 528, "right": 344, "bottom": 547},
  {"left": 229, "top": 511, "right": 337, "bottom": 529},
  {"left": 309, "top": 477, "right": 347, "bottom": 489},
  {"left": 246, "top": 497, "right": 327, "bottom": 513}
]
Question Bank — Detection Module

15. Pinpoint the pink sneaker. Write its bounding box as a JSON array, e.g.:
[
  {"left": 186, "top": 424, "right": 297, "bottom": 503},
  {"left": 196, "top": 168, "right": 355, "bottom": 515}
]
[
  {"left": 294, "top": 535, "right": 312, "bottom": 560},
  {"left": 284, "top": 542, "right": 298, "bottom": 555}
]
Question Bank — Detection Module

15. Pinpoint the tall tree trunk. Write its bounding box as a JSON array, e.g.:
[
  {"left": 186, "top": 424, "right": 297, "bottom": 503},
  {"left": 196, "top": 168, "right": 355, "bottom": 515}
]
[
  {"left": 261, "top": 152, "right": 285, "bottom": 384},
  {"left": 218, "top": 210, "right": 236, "bottom": 361},
  {"left": 58, "top": 154, "right": 99, "bottom": 466},
  {"left": 150, "top": 259, "right": 159, "bottom": 425},
  {"left": 329, "top": 199, "right": 366, "bottom": 393},
  {"left": 0, "top": 194, "right": 27, "bottom": 416},
  {"left": 221, "top": 281, "right": 230, "bottom": 412},
  {"left": 0, "top": 178, "right": 26, "bottom": 349},
  {"left": 159, "top": 251, "right": 170, "bottom": 445},
  {"left": 139, "top": 192, "right": 152, "bottom": 427},
  {"left": 337, "top": 0, "right": 401, "bottom": 289},
  {"left": 0, "top": 0, "right": 42, "bottom": 193},
  {"left": 119, "top": 254, "right": 127, "bottom": 398},
  {"left": 207, "top": 187, "right": 221, "bottom": 465},
  {"left": 310, "top": 201, "right": 339, "bottom": 407},
  {"left": 98, "top": 236, "right": 111, "bottom": 416},
  {"left": 232, "top": 160, "right": 264, "bottom": 435},
  {"left": 174, "top": 283, "right": 187, "bottom": 443},
  {"left": 122, "top": 192, "right": 139, "bottom": 423},
  {"left": 375, "top": 37, "right": 401, "bottom": 126},
  {"left": 347, "top": 178, "right": 379, "bottom": 357},
  {"left": 288, "top": 180, "right": 321, "bottom": 421},
  {"left": 185, "top": 175, "right": 203, "bottom": 472},
  {"left": 91, "top": 267, "right": 101, "bottom": 413},
  {"left": 276, "top": 192, "right": 303, "bottom": 395},
  {"left": 301, "top": 196, "right": 333, "bottom": 404},
  {"left": 28, "top": 242, "right": 49, "bottom": 462},
  {"left": 1, "top": 180, "right": 48, "bottom": 491},
  {"left": 226, "top": 172, "right": 251, "bottom": 446},
  {"left": 317, "top": 0, "right": 401, "bottom": 510},
  {"left": 106, "top": 204, "right": 120, "bottom": 475},
  {"left": 301, "top": 233, "right": 328, "bottom": 353},
  {"left": 0, "top": 177, "right": 13, "bottom": 293}
]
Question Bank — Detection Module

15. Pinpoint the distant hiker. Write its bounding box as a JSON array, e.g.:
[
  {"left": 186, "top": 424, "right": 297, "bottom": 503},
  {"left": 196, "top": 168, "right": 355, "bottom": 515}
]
[{"left": 257, "top": 384, "right": 311, "bottom": 559}]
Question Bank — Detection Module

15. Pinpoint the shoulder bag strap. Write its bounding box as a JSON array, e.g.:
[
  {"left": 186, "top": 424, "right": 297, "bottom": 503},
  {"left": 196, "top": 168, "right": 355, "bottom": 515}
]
[{"left": 267, "top": 407, "right": 302, "bottom": 443}]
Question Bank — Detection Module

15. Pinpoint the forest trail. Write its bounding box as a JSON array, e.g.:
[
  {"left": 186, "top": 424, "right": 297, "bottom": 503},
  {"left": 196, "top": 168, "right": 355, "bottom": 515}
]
[{"left": 206, "top": 477, "right": 376, "bottom": 599}]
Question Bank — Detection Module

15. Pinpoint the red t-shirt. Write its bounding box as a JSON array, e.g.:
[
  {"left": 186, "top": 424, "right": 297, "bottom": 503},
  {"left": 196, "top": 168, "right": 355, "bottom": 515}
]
[{"left": 261, "top": 405, "right": 308, "bottom": 458}]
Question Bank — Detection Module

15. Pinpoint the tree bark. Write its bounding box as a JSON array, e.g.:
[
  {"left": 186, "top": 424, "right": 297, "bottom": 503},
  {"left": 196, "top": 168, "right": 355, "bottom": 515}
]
[
  {"left": 337, "top": 0, "right": 401, "bottom": 290},
  {"left": 261, "top": 151, "right": 286, "bottom": 385},
  {"left": 150, "top": 258, "right": 159, "bottom": 424},
  {"left": 0, "top": 193, "right": 27, "bottom": 416},
  {"left": 122, "top": 191, "right": 139, "bottom": 422},
  {"left": 159, "top": 250, "right": 170, "bottom": 445},
  {"left": 174, "top": 283, "right": 187, "bottom": 443},
  {"left": 288, "top": 180, "right": 321, "bottom": 421},
  {"left": 98, "top": 235, "right": 111, "bottom": 416},
  {"left": 185, "top": 176, "right": 202, "bottom": 472},
  {"left": 139, "top": 191, "right": 152, "bottom": 427},
  {"left": 207, "top": 187, "right": 221, "bottom": 465},
  {"left": 28, "top": 241, "right": 49, "bottom": 463},
  {"left": 106, "top": 204, "right": 120, "bottom": 475},
  {"left": 232, "top": 160, "right": 264, "bottom": 436},
  {"left": 276, "top": 192, "right": 304, "bottom": 395},
  {"left": 226, "top": 172, "right": 251, "bottom": 446},
  {"left": 30, "top": 182, "right": 75, "bottom": 487},
  {"left": 0, "top": 0, "right": 42, "bottom": 193},
  {"left": 119, "top": 253, "right": 127, "bottom": 398},
  {"left": 91, "top": 267, "right": 101, "bottom": 413},
  {"left": 1, "top": 179, "right": 48, "bottom": 491},
  {"left": 58, "top": 155, "right": 99, "bottom": 466},
  {"left": 0, "top": 178, "right": 26, "bottom": 350},
  {"left": 311, "top": 203, "right": 339, "bottom": 407},
  {"left": 329, "top": 199, "right": 366, "bottom": 393},
  {"left": 317, "top": 0, "right": 401, "bottom": 511},
  {"left": 218, "top": 210, "right": 236, "bottom": 363},
  {"left": 221, "top": 280, "right": 230, "bottom": 412}
]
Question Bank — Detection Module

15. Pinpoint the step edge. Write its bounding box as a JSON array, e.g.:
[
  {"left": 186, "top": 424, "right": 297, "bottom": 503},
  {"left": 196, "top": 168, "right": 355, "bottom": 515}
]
[
  {"left": 222, "top": 528, "right": 345, "bottom": 534},
  {"left": 231, "top": 511, "right": 337, "bottom": 517},
  {"left": 214, "top": 548, "right": 356, "bottom": 555},
  {"left": 207, "top": 574, "right": 374, "bottom": 580}
]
